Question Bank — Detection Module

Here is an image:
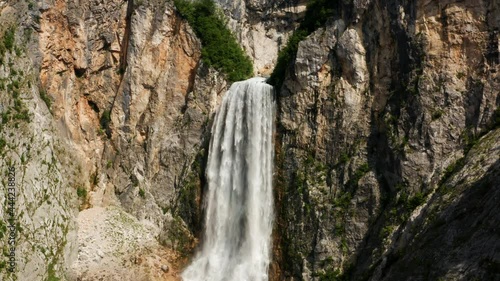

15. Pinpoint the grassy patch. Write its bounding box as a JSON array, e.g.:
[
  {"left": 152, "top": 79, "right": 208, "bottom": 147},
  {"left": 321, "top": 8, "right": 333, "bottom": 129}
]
[
  {"left": 392, "top": 190, "right": 426, "bottom": 223},
  {"left": 100, "top": 109, "right": 111, "bottom": 138},
  {"left": 166, "top": 216, "right": 194, "bottom": 257},
  {"left": 40, "top": 90, "right": 52, "bottom": 112},
  {"left": 438, "top": 157, "right": 465, "bottom": 193},
  {"left": 345, "top": 163, "right": 370, "bottom": 189},
  {"left": 331, "top": 191, "right": 351, "bottom": 210},
  {"left": 0, "top": 26, "right": 15, "bottom": 63},
  {"left": 380, "top": 225, "right": 395, "bottom": 239},
  {"left": 338, "top": 152, "right": 350, "bottom": 165},
  {"left": 47, "top": 259, "right": 60, "bottom": 281},
  {"left": 139, "top": 188, "right": 145, "bottom": 198},
  {"left": 312, "top": 268, "right": 347, "bottom": 281},
  {"left": 456, "top": 71, "right": 466, "bottom": 79},
  {"left": 431, "top": 109, "right": 443, "bottom": 121},
  {"left": 3, "top": 27, "right": 15, "bottom": 51},
  {"left": 268, "top": 29, "right": 309, "bottom": 88},
  {"left": 0, "top": 220, "right": 6, "bottom": 240},
  {"left": 174, "top": 0, "right": 253, "bottom": 82},
  {"left": 492, "top": 106, "right": 500, "bottom": 129}
]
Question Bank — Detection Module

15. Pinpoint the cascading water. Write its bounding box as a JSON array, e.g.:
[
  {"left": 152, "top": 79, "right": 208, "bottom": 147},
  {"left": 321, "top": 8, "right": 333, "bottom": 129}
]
[{"left": 182, "top": 77, "right": 275, "bottom": 281}]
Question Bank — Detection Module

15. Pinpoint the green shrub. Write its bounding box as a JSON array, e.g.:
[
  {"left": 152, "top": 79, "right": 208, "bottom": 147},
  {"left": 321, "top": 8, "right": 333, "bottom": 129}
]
[
  {"left": 76, "top": 187, "right": 87, "bottom": 198},
  {"left": 47, "top": 260, "right": 60, "bottom": 281},
  {"left": 40, "top": 90, "right": 52, "bottom": 111},
  {"left": 12, "top": 88, "right": 19, "bottom": 98},
  {"left": 332, "top": 191, "right": 351, "bottom": 210},
  {"left": 386, "top": 189, "right": 427, "bottom": 225},
  {"left": 174, "top": 0, "right": 196, "bottom": 22},
  {"left": 456, "top": 71, "right": 466, "bottom": 79},
  {"left": 345, "top": 163, "right": 370, "bottom": 189},
  {"left": 0, "top": 27, "right": 15, "bottom": 65},
  {"left": 0, "top": 137, "right": 6, "bottom": 152},
  {"left": 2, "top": 27, "right": 15, "bottom": 51},
  {"left": 300, "top": 0, "right": 338, "bottom": 33},
  {"left": 316, "top": 268, "right": 346, "bottom": 281},
  {"left": 439, "top": 157, "right": 465, "bottom": 187},
  {"left": 1, "top": 110, "right": 9, "bottom": 124},
  {"left": 139, "top": 188, "right": 146, "bottom": 198},
  {"left": 338, "top": 152, "right": 350, "bottom": 164},
  {"left": 174, "top": 0, "right": 253, "bottom": 82},
  {"left": 380, "top": 225, "right": 395, "bottom": 238},
  {"left": 13, "top": 109, "right": 30, "bottom": 122},
  {"left": 13, "top": 98, "right": 23, "bottom": 112},
  {"left": 407, "top": 192, "right": 425, "bottom": 210},
  {"left": 100, "top": 110, "right": 111, "bottom": 127},
  {"left": 493, "top": 106, "right": 500, "bottom": 129},
  {"left": 100, "top": 109, "right": 111, "bottom": 137},
  {"left": 431, "top": 109, "right": 443, "bottom": 120}
]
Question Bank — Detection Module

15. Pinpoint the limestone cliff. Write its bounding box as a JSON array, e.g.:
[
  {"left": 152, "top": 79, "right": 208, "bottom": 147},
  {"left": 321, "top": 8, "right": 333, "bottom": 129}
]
[
  {"left": 214, "top": 0, "right": 306, "bottom": 75},
  {"left": 0, "top": 0, "right": 498, "bottom": 281},
  {"left": 273, "top": 0, "right": 500, "bottom": 280}
]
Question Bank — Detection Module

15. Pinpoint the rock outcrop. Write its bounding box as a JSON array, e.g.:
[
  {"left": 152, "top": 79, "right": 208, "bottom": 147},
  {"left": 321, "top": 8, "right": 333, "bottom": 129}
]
[
  {"left": 214, "top": 0, "right": 307, "bottom": 75},
  {"left": 0, "top": 2, "right": 78, "bottom": 280},
  {"left": 273, "top": 0, "right": 500, "bottom": 280},
  {"left": 0, "top": 0, "right": 498, "bottom": 280}
]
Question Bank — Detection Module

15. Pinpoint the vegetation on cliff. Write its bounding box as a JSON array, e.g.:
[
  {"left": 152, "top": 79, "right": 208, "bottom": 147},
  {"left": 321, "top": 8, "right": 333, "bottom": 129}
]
[
  {"left": 0, "top": 27, "right": 15, "bottom": 63},
  {"left": 268, "top": 0, "right": 338, "bottom": 88},
  {"left": 174, "top": 0, "right": 253, "bottom": 82}
]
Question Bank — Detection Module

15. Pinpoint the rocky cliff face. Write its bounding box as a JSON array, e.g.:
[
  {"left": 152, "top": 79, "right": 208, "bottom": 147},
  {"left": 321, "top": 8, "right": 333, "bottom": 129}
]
[
  {"left": 1, "top": 0, "right": 227, "bottom": 280},
  {"left": 274, "top": 0, "right": 499, "bottom": 280},
  {"left": 0, "top": 2, "right": 78, "bottom": 281},
  {"left": 0, "top": 0, "right": 498, "bottom": 280},
  {"left": 40, "top": 0, "right": 240, "bottom": 278}
]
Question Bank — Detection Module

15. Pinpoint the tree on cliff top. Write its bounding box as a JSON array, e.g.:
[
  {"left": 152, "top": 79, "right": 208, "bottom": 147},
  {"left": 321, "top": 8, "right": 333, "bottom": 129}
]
[{"left": 174, "top": 0, "right": 253, "bottom": 82}]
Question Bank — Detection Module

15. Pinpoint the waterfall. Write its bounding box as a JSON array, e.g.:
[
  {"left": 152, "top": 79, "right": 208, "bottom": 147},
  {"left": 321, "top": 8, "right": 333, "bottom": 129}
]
[{"left": 182, "top": 77, "right": 275, "bottom": 281}]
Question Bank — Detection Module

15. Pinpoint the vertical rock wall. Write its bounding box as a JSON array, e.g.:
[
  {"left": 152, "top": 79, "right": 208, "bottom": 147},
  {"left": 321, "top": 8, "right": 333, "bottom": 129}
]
[
  {"left": 0, "top": 2, "right": 78, "bottom": 280},
  {"left": 214, "top": 0, "right": 307, "bottom": 75},
  {"left": 1, "top": 0, "right": 498, "bottom": 280},
  {"left": 2, "top": 0, "right": 229, "bottom": 279},
  {"left": 274, "top": 0, "right": 499, "bottom": 280}
]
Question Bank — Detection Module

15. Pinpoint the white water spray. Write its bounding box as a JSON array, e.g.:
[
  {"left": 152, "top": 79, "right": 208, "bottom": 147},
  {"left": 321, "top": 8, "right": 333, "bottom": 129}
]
[{"left": 182, "top": 77, "right": 275, "bottom": 281}]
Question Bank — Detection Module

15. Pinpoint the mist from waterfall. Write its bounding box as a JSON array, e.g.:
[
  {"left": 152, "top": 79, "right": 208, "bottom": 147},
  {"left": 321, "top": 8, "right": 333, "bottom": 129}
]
[{"left": 182, "top": 77, "right": 275, "bottom": 281}]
